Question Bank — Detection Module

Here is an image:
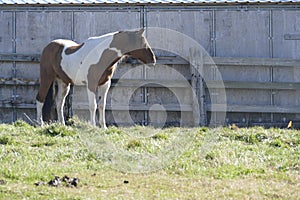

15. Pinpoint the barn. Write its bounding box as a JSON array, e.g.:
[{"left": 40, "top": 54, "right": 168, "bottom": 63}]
[{"left": 0, "top": 0, "right": 300, "bottom": 127}]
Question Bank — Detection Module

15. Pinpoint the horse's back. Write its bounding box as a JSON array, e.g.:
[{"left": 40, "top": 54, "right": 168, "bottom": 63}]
[
  {"left": 41, "top": 39, "right": 77, "bottom": 63},
  {"left": 41, "top": 33, "right": 116, "bottom": 86},
  {"left": 60, "top": 35, "right": 115, "bottom": 86}
]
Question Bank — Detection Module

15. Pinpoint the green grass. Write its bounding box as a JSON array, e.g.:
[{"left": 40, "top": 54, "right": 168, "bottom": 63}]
[{"left": 0, "top": 118, "right": 299, "bottom": 199}]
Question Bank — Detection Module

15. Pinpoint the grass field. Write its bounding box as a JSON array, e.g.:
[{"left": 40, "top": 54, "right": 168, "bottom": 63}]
[{"left": 0, "top": 118, "right": 299, "bottom": 199}]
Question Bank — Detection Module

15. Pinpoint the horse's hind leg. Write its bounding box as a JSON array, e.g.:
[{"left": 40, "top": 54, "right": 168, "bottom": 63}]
[
  {"left": 55, "top": 78, "right": 70, "bottom": 125},
  {"left": 97, "top": 80, "right": 111, "bottom": 129},
  {"left": 36, "top": 100, "right": 44, "bottom": 126}
]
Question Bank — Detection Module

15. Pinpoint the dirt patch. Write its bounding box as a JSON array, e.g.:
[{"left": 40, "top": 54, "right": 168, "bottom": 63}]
[
  {"left": 0, "top": 179, "right": 6, "bottom": 185},
  {"left": 35, "top": 175, "right": 79, "bottom": 188}
]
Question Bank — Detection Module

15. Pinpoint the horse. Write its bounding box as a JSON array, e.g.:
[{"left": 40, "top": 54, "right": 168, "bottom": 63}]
[{"left": 36, "top": 29, "right": 156, "bottom": 128}]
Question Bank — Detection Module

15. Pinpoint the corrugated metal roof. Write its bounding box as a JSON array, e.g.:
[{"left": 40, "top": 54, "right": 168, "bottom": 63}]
[{"left": 0, "top": 0, "right": 299, "bottom": 4}]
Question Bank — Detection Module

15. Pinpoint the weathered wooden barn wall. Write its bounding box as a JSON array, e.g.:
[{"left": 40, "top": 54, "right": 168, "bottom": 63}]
[{"left": 0, "top": 4, "right": 300, "bottom": 127}]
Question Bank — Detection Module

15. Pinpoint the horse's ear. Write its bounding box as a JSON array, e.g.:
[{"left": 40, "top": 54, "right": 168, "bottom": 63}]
[{"left": 137, "top": 28, "right": 145, "bottom": 35}]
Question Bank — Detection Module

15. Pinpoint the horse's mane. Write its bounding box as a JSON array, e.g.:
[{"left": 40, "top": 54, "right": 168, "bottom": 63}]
[{"left": 87, "top": 31, "right": 119, "bottom": 41}]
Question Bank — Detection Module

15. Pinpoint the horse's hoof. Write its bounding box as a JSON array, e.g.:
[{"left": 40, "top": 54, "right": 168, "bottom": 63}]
[{"left": 102, "top": 125, "right": 108, "bottom": 130}]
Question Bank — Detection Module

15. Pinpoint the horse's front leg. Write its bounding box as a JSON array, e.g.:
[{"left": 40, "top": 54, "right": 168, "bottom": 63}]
[
  {"left": 97, "top": 80, "right": 111, "bottom": 129},
  {"left": 87, "top": 88, "right": 97, "bottom": 126},
  {"left": 56, "top": 78, "right": 70, "bottom": 125}
]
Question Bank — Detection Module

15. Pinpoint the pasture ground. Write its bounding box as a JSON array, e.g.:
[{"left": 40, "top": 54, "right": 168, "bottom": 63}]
[{"left": 0, "top": 118, "right": 299, "bottom": 199}]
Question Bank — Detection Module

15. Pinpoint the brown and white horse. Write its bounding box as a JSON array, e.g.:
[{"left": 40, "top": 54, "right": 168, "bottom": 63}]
[{"left": 36, "top": 29, "right": 156, "bottom": 128}]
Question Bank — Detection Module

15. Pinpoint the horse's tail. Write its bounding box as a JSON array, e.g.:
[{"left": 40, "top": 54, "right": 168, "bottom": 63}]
[{"left": 42, "top": 81, "right": 57, "bottom": 122}]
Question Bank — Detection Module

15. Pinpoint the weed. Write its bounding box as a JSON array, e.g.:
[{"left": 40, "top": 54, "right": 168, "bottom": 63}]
[
  {"left": 126, "top": 139, "right": 142, "bottom": 149},
  {"left": 212, "top": 165, "right": 266, "bottom": 179},
  {"left": 222, "top": 129, "right": 268, "bottom": 144},
  {"left": 205, "top": 152, "right": 214, "bottom": 160},
  {"left": 105, "top": 126, "right": 123, "bottom": 135},
  {"left": 41, "top": 123, "right": 76, "bottom": 137},
  {"left": 2, "top": 168, "right": 19, "bottom": 180},
  {"left": 0, "top": 135, "right": 13, "bottom": 145},
  {"left": 30, "top": 140, "right": 56, "bottom": 147},
  {"left": 269, "top": 138, "right": 289, "bottom": 148},
  {"left": 198, "top": 126, "right": 209, "bottom": 133},
  {"left": 13, "top": 120, "right": 33, "bottom": 129},
  {"left": 151, "top": 132, "right": 168, "bottom": 140}
]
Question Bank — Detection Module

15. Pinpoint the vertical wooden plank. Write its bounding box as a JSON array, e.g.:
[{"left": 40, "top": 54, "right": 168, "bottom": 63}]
[
  {"left": 147, "top": 10, "right": 212, "bottom": 55},
  {"left": 16, "top": 11, "right": 73, "bottom": 54},
  {"left": 273, "top": 10, "right": 300, "bottom": 59},
  {"left": 215, "top": 10, "right": 269, "bottom": 58},
  {"left": 189, "top": 47, "right": 206, "bottom": 126},
  {"left": 0, "top": 12, "right": 13, "bottom": 53},
  {"left": 74, "top": 11, "right": 140, "bottom": 41}
]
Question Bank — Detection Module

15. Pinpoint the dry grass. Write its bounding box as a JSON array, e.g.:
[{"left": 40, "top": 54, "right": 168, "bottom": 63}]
[{"left": 0, "top": 119, "right": 299, "bottom": 199}]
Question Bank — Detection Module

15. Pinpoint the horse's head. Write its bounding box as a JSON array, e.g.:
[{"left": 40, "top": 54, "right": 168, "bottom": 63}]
[{"left": 112, "top": 29, "right": 156, "bottom": 65}]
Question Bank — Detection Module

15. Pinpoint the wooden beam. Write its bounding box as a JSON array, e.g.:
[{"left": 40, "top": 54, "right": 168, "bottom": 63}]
[
  {"left": 284, "top": 33, "right": 300, "bottom": 40},
  {"left": 156, "top": 56, "right": 187, "bottom": 65},
  {"left": 207, "top": 104, "right": 300, "bottom": 114},
  {"left": 189, "top": 47, "right": 206, "bottom": 126},
  {"left": 2, "top": 101, "right": 300, "bottom": 115},
  {"left": 0, "top": 78, "right": 39, "bottom": 86},
  {"left": 1, "top": 53, "right": 300, "bottom": 68},
  {"left": 73, "top": 103, "right": 193, "bottom": 112},
  {"left": 206, "top": 80, "right": 300, "bottom": 90},
  {"left": 111, "top": 79, "right": 190, "bottom": 88},
  {"left": 208, "top": 57, "right": 300, "bottom": 67},
  {"left": 0, "top": 53, "right": 40, "bottom": 62},
  {"left": 0, "top": 103, "right": 36, "bottom": 109},
  {"left": 3, "top": 77, "right": 300, "bottom": 91}
]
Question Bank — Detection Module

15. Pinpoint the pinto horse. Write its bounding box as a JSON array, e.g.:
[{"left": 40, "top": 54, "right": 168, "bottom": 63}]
[{"left": 36, "top": 29, "right": 156, "bottom": 128}]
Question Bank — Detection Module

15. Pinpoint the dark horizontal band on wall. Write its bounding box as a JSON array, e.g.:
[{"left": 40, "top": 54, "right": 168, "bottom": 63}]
[
  {"left": 207, "top": 104, "right": 300, "bottom": 113},
  {"left": 1, "top": 102, "right": 300, "bottom": 114},
  {"left": 1, "top": 53, "right": 300, "bottom": 67},
  {"left": 1, "top": 78, "right": 300, "bottom": 91}
]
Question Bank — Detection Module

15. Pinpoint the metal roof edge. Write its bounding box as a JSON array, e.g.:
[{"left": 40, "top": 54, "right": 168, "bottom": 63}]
[
  {"left": 1, "top": 0, "right": 300, "bottom": 6},
  {"left": 0, "top": 2, "right": 300, "bottom": 5}
]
